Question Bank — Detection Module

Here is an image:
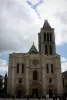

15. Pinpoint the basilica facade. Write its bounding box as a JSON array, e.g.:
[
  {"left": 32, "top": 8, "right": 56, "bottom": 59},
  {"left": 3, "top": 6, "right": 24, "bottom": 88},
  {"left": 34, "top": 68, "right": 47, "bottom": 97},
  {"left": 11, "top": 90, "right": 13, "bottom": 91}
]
[{"left": 7, "top": 20, "right": 63, "bottom": 97}]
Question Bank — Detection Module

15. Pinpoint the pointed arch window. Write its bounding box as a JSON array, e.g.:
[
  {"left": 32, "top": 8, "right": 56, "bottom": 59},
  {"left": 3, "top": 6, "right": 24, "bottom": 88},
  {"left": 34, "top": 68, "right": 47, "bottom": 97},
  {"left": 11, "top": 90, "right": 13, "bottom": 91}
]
[
  {"left": 17, "top": 63, "right": 19, "bottom": 73},
  {"left": 44, "top": 32, "right": 46, "bottom": 42},
  {"left": 46, "top": 64, "right": 49, "bottom": 73},
  {"left": 49, "top": 78, "right": 52, "bottom": 83},
  {"left": 22, "top": 63, "right": 24, "bottom": 73},
  {"left": 51, "top": 64, "right": 53, "bottom": 73},
  {"left": 19, "top": 78, "right": 22, "bottom": 83},
  {"left": 33, "top": 71, "right": 37, "bottom": 80},
  {"left": 50, "top": 45, "right": 52, "bottom": 54},
  {"left": 47, "top": 33, "right": 50, "bottom": 42},
  {"left": 50, "top": 33, "right": 52, "bottom": 42},
  {"left": 45, "top": 45, "right": 48, "bottom": 55}
]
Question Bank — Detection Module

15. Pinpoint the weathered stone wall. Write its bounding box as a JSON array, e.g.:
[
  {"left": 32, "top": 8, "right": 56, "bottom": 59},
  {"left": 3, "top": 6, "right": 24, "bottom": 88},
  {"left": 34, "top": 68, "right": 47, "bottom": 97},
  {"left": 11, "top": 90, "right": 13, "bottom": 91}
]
[{"left": 7, "top": 53, "right": 63, "bottom": 96}]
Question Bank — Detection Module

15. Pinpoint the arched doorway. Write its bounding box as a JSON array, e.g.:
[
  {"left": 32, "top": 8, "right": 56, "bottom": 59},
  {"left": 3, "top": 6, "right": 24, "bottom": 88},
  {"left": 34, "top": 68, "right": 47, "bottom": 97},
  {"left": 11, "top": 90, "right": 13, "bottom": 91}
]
[
  {"left": 17, "top": 89, "right": 22, "bottom": 98},
  {"left": 16, "top": 84, "right": 25, "bottom": 98},
  {"left": 33, "top": 71, "right": 37, "bottom": 80},
  {"left": 47, "top": 84, "right": 56, "bottom": 98},
  {"left": 30, "top": 82, "right": 42, "bottom": 97},
  {"left": 32, "top": 88, "right": 38, "bottom": 97},
  {"left": 49, "top": 89, "right": 53, "bottom": 98}
]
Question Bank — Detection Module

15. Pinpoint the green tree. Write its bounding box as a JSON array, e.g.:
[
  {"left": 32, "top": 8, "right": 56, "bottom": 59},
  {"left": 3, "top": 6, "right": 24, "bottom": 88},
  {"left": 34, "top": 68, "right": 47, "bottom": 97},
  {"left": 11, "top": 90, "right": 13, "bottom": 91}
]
[
  {"left": 0, "top": 75, "right": 3, "bottom": 94},
  {"left": 4, "top": 73, "right": 7, "bottom": 95}
]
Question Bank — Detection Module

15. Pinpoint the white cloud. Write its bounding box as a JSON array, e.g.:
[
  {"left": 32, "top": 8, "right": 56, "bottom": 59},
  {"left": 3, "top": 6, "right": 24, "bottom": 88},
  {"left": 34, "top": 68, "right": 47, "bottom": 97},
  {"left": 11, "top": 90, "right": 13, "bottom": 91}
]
[
  {"left": 61, "top": 57, "right": 67, "bottom": 72},
  {"left": 61, "top": 62, "right": 67, "bottom": 72},
  {"left": 0, "top": 0, "right": 41, "bottom": 53},
  {"left": 0, "top": 59, "right": 8, "bottom": 75},
  {"left": 37, "top": 0, "right": 67, "bottom": 45},
  {"left": 0, "top": 0, "right": 67, "bottom": 54},
  {"left": 61, "top": 57, "right": 67, "bottom": 63},
  {"left": 0, "top": 59, "right": 6, "bottom": 66}
]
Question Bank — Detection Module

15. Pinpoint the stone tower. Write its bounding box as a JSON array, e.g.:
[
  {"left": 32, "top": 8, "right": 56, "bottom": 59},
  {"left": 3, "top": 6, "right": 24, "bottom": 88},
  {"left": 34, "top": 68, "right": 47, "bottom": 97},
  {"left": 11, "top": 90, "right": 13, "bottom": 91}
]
[
  {"left": 38, "top": 20, "right": 63, "bottom": 96},
  {"left": 38, "top": 20, "right": 56, "bottom": 55}
]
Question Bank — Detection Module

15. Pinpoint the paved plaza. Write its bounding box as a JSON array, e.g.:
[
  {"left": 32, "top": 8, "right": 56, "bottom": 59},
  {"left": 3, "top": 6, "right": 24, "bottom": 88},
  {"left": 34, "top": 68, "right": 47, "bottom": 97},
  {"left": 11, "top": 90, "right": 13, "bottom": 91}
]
[
  {"left": 0, "top": 98, "right": 67, "bottom": 100},
  {"left": 0, "top": 98, "right": 56, "bottom": 100}
]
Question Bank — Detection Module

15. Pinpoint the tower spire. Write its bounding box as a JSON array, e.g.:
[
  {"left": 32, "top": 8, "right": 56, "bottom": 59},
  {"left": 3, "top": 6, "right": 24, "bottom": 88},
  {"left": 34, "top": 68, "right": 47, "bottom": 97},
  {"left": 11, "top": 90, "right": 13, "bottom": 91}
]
[
  {"left": 43, "top": 20, "right": 51, "bottom": 29},
  {"left": 33, "top": 41, "right": 34, "bottom": 45},
  {"left": 38, "top": 20, "right": 56, "bottom": 55}
]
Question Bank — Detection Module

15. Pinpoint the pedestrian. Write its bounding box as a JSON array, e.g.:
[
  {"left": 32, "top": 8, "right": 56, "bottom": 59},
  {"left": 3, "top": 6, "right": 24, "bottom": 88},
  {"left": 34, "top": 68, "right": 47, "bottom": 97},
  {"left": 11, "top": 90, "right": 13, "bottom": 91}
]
[
  {"left": 63, "top": 97, "right": 66, "bottom": 100},
  {"left": 46, "top": 94, "right": 49, "bottom": 99},
  {"left": 53, "top": 94, "right": 55, "bottom": 100},
  {"left": 55, "top": 94, "right": 57, "bottom": 100},
  {"left": 27, "top": 95, "right": 29, "bottom": 100}
]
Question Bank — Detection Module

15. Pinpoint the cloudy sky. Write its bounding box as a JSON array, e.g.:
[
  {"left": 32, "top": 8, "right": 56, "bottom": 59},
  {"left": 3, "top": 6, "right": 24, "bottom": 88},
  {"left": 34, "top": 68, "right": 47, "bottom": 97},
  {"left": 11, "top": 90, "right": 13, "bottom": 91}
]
[{"left": 0, "top": 0, "right": 67, "bottom": 76}]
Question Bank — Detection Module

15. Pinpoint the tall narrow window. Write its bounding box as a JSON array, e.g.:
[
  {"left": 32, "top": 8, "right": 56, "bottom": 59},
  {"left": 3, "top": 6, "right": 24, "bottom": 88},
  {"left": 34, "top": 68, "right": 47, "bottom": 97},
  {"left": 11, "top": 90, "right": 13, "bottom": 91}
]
[
  {"left": 50, "top": 45, "right": 52, "bottom": 54},
  {"left": 49, "top": 78, "right": 52, "bottom": 83},
  {"left": 51, "top": 64, "right": 53, "bottom": 73},
  {"left": 19, "top": 78, "right": 22, "bottom": 83},
  {"left": 44, "top": 32, "right": 46, "bottom": 42},
  {"left": 17, "top": 63, "right": 19, "bottom": 73},
  {"left": 46, "top": 64, "right": 49, "bottom": 73},
  {"left": 45, "top": 45, "right": 48, "bottom": 55},
  {"left": 47, "top": 33, "right": 49, "bottom": 42},
  {"left": 33, "top": 71, "right": 37, "bottom": 80},
  {"left": 50, "top": 33, "right": 52, "bottom": 42},
  {"left": 22, "top": 63, "right": 24, "bottom": 73}
]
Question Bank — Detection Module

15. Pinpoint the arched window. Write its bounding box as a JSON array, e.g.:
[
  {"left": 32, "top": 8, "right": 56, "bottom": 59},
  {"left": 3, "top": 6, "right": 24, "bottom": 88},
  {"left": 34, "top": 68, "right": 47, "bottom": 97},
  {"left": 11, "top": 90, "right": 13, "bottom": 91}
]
[
  {"left": 50, "top": 45, "right": 52, "bottom": 54},
  {"left": 46, "top": 64, "right": 49, "bottom": 73},
  {"left": 51, "top": 64, "right": 53, "bottom": 73},
  {"left": 19, "top": 78, "right": 22, "bottom": 83},
  {"left": 45, "top": 45, "right": 48, "bottom": 55},
  {"left": 22, "top": 63, "right": 24, "bottom": 73},
  {"left": 17, "top": 63, "right": 19, "bottom": 73},
  {"left": 47, "top": 33, "right": 50, "bottom": 42},
  {"left": 33, "top": 71, "right": 37, "bottom": 80},
  {"left": 50, "top": 33, "right": 52, "bottom": 42},
  {"left": 44, "top": 32, "right": 46, "bottom": 42},
  {"left": 49, "top": 78, "right": 52, "bottom": 83}
]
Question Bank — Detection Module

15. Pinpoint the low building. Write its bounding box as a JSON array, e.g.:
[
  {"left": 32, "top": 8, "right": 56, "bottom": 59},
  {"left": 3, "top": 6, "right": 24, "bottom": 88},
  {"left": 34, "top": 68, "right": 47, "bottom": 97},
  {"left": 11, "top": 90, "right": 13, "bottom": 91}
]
[{"left": 62, "top": 71, "right": 67, "bottom": 97}]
